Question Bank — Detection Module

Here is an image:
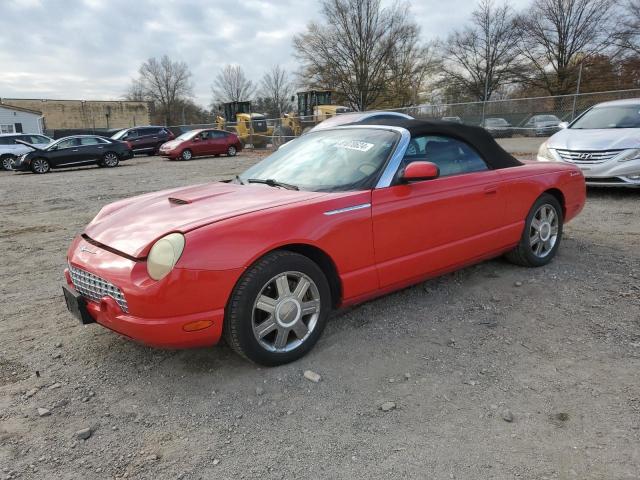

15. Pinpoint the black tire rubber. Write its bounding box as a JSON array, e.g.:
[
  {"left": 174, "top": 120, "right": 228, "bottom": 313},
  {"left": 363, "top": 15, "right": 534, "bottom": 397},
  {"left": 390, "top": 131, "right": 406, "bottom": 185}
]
[
  {"left": 180, "top": 149, "right": 192, "bottom": 161},
  {"left": 223, "top": 250, "right": 332, "bottom": 366},
  {"left": 1, "top": 155, "right": 16, "bottom": 171},
  {"left": 30, "top": 158, "right": 50, "bottom": 174},
  {"left": 505, "top": 193, "right": 563, "bottom": 267}
]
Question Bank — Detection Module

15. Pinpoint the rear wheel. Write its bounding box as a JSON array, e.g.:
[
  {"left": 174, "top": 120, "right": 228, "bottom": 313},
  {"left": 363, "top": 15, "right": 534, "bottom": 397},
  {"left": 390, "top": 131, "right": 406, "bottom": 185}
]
[
  {"left": 505, "top": 193, "right": 563, "bottom": 267},
  {"left": 102, "top": 152, "right": 119, "bottom": 168},
  {"left": 180, "top": 149, "right": 192, "bottom": 161},
  {"left": 30, "top": 157, "right": 50, "bottom": 174},
  {"left": 1, "top": 155, "right": 16, "bottom": 171},
  {"left": 224, "top": 251, "right": 331, "bottom": 366},
  {"left": 227, "top": 145, "right": 237, "bottom": 157}
]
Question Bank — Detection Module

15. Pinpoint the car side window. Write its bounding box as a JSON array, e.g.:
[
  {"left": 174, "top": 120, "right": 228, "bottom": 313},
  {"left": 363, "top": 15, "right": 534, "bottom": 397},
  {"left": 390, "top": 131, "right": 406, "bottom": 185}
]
[
  {"left": 57, "top": 138, "right": 80, "bottom": 149},
  {"left": 126, "top": 130, "right": 138, "bottom": 139},
  {"left": 211, "top": 131, "right": 225, "bottom": 139},
  {"left": 401, "top": 135, "right": 489, "bottom": 178},
  {"left": 80, "top": 137, "right": 101, "bottom": 146}
]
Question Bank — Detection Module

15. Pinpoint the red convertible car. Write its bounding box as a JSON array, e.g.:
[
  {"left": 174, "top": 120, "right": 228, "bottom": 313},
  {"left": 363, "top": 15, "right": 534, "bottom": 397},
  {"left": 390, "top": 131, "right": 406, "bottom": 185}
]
[{"left": 63, "top": 119, "right": 586, "bottom": 365}]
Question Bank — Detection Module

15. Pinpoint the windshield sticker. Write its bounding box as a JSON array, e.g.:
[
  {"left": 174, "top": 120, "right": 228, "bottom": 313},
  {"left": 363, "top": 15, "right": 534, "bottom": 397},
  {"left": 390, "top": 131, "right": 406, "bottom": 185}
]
[{"left": 334, "top": 140, "right": 375, "bottom": 152}]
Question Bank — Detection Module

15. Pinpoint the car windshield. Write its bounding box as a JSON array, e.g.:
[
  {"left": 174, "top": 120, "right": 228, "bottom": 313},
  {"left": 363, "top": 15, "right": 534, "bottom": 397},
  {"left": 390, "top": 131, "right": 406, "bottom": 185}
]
[
  {"left": 176, "top": 131, "right": 199, "bottom": 141},
  {"left": 111, "top": 129, "right": 128, "bottom": 140},
  {"left": 238, "top": 128, "right": 399, "bottom": 192},
  {"left": 536, "top": 115, "right": 559, "bottom": 123},
  {"left": 571, "top": 105, "right": 640, "bottom": 129}
]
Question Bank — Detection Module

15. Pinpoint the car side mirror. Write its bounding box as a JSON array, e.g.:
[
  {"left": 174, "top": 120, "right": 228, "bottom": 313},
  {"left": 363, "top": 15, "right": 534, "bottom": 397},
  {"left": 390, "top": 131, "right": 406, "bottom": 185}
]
[
  {"left": 558, "top": 122, "right": 569, "bottom": 129},
  {"left": 400, "top": 161, "right": 439, "bottom": 183}
]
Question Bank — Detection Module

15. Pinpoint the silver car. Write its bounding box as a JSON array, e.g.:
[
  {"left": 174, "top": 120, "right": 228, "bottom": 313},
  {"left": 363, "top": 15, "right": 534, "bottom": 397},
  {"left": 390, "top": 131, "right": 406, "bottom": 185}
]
[
  {"left": 308, "top": 110, "right": 413, "bottom": 132},
  {"left": 0, "top": 133, "right": 53, "bottom": 170},
  {"left": 537, "top": 98, "right": 640, "bottom": 187}
]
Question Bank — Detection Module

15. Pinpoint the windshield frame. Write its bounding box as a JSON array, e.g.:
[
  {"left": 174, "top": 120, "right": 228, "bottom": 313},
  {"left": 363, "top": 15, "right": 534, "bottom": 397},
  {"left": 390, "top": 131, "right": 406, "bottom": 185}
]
[{"left": 238, "top": 125, "right": 409, "bottom": 192}]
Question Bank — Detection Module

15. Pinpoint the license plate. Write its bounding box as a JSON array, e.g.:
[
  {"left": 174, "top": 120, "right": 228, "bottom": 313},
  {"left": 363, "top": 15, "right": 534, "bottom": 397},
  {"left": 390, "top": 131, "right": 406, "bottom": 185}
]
[{"left": 62, "top": 285, "right": 95, "bottom": 325}]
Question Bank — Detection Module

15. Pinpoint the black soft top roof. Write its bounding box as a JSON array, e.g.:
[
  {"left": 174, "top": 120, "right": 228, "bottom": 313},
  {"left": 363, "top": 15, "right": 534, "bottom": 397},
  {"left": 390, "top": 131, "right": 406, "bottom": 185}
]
[{"left": 352, "top": 118, "right": 523, "bottom": 170}]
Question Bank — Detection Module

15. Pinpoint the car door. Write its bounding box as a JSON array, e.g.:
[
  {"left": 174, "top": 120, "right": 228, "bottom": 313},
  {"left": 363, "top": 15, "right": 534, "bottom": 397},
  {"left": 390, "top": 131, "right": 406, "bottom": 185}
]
[
  {"left": 210, "top": 131, "right": 228, "bottom": 154},
  {"left": 78, "top": 137, "right": 106, "bottom": 162},
  {"left": 190, "top": 131, "right": 207, "bottom": 156},
  {"left": 125, "top": 129, "right": 142, "bottom": 151},
  {"left": 47, "top": 137, "right": 84, "bottom": 167},
  {"left": 371, "top": 135, "right": 508, "bottom": 288}
]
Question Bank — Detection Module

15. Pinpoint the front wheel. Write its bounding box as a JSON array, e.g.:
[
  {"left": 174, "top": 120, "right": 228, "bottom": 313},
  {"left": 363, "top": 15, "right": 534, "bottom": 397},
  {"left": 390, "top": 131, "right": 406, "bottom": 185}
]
[
  {"left": 1, "top": 155, "right": 16, "bottom": 171},
  {"left": 505, "top": 193, "right": 563, "bottom": 267},
  {"left": 227, "top": 145, "right": 237, "bottom": 157},
  {"left": 224, "top": 251, "right": 331, "bottom": 366},
  {"left": 30, "top": 157, "right": 50, "bottom": 174}
]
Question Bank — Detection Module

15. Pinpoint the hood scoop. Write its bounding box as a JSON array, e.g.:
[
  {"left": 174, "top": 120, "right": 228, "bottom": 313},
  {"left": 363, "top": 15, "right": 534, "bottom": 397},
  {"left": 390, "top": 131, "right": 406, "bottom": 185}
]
[{"left": 168, "top": 197, "right": 191, "bottom": 205}]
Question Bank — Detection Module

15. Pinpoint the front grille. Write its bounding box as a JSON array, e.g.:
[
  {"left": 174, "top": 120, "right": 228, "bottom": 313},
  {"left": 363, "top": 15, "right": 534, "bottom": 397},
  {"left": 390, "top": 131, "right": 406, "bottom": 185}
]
[
  {"left": 69, "top": 265, "right": 128, "bottom": 312},
  {"left": 555, "top": 149, "right": 624, "bottom": 164}
]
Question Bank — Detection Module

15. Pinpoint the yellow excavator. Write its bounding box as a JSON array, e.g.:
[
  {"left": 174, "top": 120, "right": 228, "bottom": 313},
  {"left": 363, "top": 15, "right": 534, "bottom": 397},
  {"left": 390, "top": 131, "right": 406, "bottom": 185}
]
[
  {"left": 273, "top": 90, "right": 351, "bottom": 147},
  {"left": 214, "top": 101, "right": 271, "bottom": 148}
]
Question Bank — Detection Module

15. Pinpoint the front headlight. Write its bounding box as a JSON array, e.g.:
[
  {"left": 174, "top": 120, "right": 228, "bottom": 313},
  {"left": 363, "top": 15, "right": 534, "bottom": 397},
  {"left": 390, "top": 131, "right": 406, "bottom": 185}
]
[
  {"left": 147, "top": 233, "right": 185, "bottom": 280},
  {"left": 617, "top": 148, "right": 640, "bottom": 162},
  {"left": 537, "top": 141, "right": 555, "bottom": 162}
]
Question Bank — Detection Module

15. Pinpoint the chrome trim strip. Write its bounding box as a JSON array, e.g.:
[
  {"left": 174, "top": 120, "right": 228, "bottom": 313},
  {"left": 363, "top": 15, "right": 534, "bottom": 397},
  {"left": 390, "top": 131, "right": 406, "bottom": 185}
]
[{"left": 324, "top": 203, "right": 371, "bottom": 215}]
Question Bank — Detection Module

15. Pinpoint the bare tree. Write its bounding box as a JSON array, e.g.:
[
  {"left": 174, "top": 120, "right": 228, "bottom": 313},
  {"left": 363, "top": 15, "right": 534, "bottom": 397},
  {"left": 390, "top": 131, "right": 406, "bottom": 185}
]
[
  {"left": 128, "top": 55, "right": 193, "bottom": 125},
  {"left": 385, "top": 35, "right": 436, "bottom": 107},
  {"left": 438, "top": 0, "right": 522, "bottom": 101},
  {"left": 211, "top": 65, "right": 255, "bottom": 106},
  {"left": 123, "top": 79, "right": 147, "bottom": 102},
  {"left": 516, "top": 0, "right": 618, "bottom": 96},
  {"left": 614, "top": 0, "right": 640, "bottom": 56},
  {"left": 293, "top": 0, "right": 423, "bottom": 110},
  {"left": 259, "top": 65, "right": 293, "bottom": 116}
]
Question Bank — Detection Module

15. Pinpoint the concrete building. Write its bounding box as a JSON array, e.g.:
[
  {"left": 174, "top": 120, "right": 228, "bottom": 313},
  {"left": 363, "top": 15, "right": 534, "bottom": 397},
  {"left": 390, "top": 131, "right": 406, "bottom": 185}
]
[
  {"left": 0, "top": 103, "right": 43, "bottom": 134},
  {"left": 0, "top": 98, "right": 151, "bottom": 132}
]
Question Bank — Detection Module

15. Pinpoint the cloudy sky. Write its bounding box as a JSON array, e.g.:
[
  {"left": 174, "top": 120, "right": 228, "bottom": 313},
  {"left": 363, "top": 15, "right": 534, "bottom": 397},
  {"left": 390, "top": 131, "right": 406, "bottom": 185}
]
[{"left": 1, "top": 0, "right": 531, "bottom": 106}]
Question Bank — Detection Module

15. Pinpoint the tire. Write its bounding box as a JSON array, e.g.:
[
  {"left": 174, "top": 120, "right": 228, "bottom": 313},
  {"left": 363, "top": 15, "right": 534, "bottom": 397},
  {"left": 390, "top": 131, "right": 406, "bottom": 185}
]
[
  {"left": 30, "top": 157, "right": 50, "bottom": 174},
  {"left": 227, "top": 145, "right": 237, "bottom": 157},
  {"left": 1, "top": 155, "right": 16, "bottom": 171},
  {"left": 224, "top": 250, "right": 332, "bottom": 366},
  {"left": 102, "top": 152, "right": 120, "bottom": 168},
  {"left": 180, "top": 149, "right": 192, "bottom": 161},
  {"left": 505, "top": 193, "right": 563, "bottom": 267}
]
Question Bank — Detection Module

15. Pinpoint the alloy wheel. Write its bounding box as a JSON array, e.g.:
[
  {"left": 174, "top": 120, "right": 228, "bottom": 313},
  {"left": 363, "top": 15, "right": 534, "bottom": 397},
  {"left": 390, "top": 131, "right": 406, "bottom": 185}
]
[
  {"left": 182, "top": 150, "right": 192, "bottom": 160},
  {"left": 228, "top": 146, "right": 237, "bottom": 156},
  {"left": 32, "top": 158, "right": 49, "bottom": 173},
  {"left": 251, "top": 271, "right": 321, "bottom": 353},
  {"left": 529, "top": 204, "right": 559, "bottom": 258},
  {"left": 104, "top": 153, "right": 118, "bottom": 167},
  {"left": 2, "top": 156, "right": 15, "bottom": 170}
]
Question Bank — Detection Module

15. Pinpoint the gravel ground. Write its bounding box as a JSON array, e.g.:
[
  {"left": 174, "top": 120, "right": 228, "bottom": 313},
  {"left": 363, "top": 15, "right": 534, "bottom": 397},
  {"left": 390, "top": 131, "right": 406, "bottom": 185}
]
[{"left": 0, "top": 151, "right": 639, "bottom": 480}]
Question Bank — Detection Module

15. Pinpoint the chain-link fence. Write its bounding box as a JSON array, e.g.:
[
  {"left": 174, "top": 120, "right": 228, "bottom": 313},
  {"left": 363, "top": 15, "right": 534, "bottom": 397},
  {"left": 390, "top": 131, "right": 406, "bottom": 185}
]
[{"left": 169, "top": 88, "right": 640, "bottom": 150}]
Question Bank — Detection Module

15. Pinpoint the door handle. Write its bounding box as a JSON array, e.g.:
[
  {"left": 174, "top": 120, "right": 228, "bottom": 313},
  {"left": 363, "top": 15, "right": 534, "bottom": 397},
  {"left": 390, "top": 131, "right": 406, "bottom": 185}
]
[
  {"left": 484, "top": 185, "right": 498, "bottom": 195},
  {"left": 72, "top": 149, "right": 79, "bottom": 152}
]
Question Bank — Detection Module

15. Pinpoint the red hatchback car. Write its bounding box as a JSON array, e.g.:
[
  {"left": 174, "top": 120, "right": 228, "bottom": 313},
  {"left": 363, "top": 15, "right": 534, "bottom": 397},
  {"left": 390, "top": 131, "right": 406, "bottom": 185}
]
[
  {"left": 158, "top": 128, "right": 242, "bottom": 161},
  {"left": 63, "top": 119, "right": 586, "bottom": 366}
]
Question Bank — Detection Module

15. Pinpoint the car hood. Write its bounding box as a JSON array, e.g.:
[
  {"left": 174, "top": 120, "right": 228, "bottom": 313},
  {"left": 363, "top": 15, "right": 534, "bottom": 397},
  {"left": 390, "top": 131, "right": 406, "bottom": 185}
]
[
  {"left": 14, "top": 139, "right": 43, "bottom": 151},
  {"left": 548, "top": 127, "right": 640, "bottom": 150},
  {"left": 84, "top": 182, "right": 326, "bottom": 258},
  {"left": 161, "top": 140, "right": 182, "bottom": 149}
]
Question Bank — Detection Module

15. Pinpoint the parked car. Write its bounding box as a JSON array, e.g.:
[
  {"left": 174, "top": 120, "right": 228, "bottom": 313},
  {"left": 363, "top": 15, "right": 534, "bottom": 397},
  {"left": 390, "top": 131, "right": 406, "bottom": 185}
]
[
  {"left": 0, "top": 133, "right": 53, "bottom": 170},
  {"left": 523, "top": 114, "right": 562, "bottom": 137},
  {"left": 63, "top": 119, "right": 586, "bottom": 365},
  {"left": 111, "top": 126, "right": 174, "bottom": 155},
  {"left": 12, "top": 135, "right": 133, "bottom": 174},
  {"left": 441, "top": 116, "right": 463, "bottom": 124},
  {"left": 158, "top": 129, "right": 242, "bottom": 160},
  {"left": 537, "top": 98, "right": 640, "bottom": 187},
  {"left": 480, "top": 117, "right": 513, "bottom": 138},
  {"left": 308, "top": 111, "right": 413, "bottom": 132}
]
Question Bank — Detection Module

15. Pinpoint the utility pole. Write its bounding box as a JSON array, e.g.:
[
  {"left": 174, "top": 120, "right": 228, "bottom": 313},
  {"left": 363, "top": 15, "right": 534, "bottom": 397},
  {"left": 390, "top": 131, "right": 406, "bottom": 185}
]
[
  {"left": 571, "top": 62, "right": 584, "bottom": 121},
  {"left": 481, "top": 74, "right": 490, "bottom": 125}
]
